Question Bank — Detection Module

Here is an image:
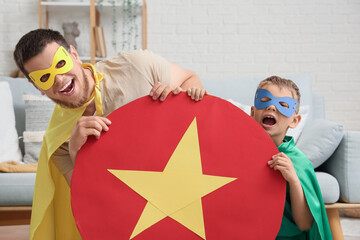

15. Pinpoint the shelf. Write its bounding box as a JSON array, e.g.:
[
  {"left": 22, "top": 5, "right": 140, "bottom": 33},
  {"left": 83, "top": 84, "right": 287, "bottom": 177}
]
[
  {"left": 39, "top": 0, "right": 147, "bottom": 64},
  {"left": 40, "top": 2, "right": 91, "bottom": 7},
  {"left": 40, "top": 1, "right": 140, "bottom": 8},
  {"left": 80, "top": 56, "right": 106, "bottom": 62}
]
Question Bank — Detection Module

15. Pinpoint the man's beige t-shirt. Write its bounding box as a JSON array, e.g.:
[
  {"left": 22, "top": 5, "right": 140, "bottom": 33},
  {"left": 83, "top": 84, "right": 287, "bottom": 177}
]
[{"left": 51, "top": 50, "right": 171, "bottom": 174}]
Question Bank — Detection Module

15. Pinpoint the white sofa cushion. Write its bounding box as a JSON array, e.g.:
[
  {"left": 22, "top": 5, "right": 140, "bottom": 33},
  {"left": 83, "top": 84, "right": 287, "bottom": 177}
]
[
  {"left": 286, "top": 105, "right": 310, "bottom": 143},
  {"left": 0, "top": 82, "right": 22, "bottom": 163}
]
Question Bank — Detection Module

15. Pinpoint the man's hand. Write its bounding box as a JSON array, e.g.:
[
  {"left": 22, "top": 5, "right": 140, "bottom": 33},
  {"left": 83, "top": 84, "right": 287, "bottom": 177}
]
[
  {"left": 149, "top": 82, "right": 173, "bottom": 101},
  {"left": 268, "top": 152, "right": 298, "bottom": 184},
  {"left": 69, "top": 116, "right": 111, "bottom": 164}
]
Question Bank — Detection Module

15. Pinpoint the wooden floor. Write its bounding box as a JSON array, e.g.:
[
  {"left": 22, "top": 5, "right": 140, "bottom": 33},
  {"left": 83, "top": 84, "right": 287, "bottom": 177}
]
[
  {"left": 0, "top": 225, "right": 29, "bottom": 240},
  {"left": 0, "top": 217, "right": 359, "bottom": 240}
]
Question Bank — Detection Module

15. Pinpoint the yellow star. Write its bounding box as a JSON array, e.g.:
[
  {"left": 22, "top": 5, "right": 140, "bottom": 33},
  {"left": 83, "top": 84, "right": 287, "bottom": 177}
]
[{"left": 108, "top": 117, "right": 237, "bottom": 239}]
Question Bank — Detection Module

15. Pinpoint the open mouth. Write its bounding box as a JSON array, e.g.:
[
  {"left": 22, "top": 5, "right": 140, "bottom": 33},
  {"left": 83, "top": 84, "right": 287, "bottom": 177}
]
[
  {"left": 262, "top": 115, "right": 276, "bottom": 127},
  {"left": 59, "top": 79, "right": 75, "bottom": 94}
]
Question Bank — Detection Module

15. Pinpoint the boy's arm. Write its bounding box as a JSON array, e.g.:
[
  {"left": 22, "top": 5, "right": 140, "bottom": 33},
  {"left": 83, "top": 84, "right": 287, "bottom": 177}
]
[
  {"left": 269, "top": 152, "right": 314, "bottom": 231},
  {"left": 288, "top": 174, "right": 314, "bottom": 231}
]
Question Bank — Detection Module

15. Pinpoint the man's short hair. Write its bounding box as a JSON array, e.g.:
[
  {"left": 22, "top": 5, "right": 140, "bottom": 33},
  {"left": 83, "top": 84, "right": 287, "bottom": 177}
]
[
  {"left": 257, "top": 75, "right": 301, "bottom": 113},
  {"left": 13, "top": 29, "right": 70, "bottom": 79}
]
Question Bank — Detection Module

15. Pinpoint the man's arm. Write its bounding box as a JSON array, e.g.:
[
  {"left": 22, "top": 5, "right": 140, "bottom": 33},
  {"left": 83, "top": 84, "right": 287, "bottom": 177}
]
[
  {"left": 69, "top": 116, "right": 111, "bottom": 164},
  {"left": 168, "top": 61, "right": 202, "bottom": 90},
  {"left": 51, "top": 143, "right": 76, "bottom": 186},
  {"left": 150, "top": 61, "right": 202, "bottom": 101},
  {"left": 64, "top": 170, "right": 73, "bottom": 186}
]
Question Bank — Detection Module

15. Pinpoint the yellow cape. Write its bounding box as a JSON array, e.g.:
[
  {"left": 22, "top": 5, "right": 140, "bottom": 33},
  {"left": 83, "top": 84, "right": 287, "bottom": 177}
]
[{"left": 29, "top": 63, "right": 103, "bottom": 239}]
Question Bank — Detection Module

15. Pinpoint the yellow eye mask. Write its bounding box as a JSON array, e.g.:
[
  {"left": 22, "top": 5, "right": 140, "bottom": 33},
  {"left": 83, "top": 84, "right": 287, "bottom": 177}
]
[{"left": 29, "top": 46, "right": 74, "bottom": 90}]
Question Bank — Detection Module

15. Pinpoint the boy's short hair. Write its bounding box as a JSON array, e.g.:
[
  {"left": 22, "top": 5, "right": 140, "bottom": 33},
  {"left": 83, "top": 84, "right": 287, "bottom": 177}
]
[
  {"left": 13, "top": 29, "right": 70, "bottom": 79},
  {"left": 257, "top": 75, "right": 301, "bottom": 113}
]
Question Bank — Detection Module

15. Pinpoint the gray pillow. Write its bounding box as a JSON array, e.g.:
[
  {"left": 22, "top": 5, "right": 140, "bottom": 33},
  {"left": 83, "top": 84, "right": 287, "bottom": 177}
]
[
  {"left": 23, "top": 94, "right": 55, "bottom": 163},
  {"left": 296, "top": 119, "right": 344, "bottom": 168}
]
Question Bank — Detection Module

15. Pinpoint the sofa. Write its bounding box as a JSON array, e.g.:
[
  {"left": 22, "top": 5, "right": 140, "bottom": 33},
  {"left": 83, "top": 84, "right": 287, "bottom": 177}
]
[
  {"left": 0, "top": 76, "right": 43, "bottom": 225},
  {"left": 0, "top": 73, "right": 359, "bottom": 238}
]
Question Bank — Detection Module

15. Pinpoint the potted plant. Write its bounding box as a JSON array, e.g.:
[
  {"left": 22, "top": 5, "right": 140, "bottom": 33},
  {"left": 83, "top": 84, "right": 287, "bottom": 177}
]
[{"left": 97, "top": 0, "right": 139, "bottom": 51}]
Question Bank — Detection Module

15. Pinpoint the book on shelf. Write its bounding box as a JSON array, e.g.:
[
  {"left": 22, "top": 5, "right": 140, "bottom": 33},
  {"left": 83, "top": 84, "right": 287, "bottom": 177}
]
[{"left": 94, "top": 26, "right": 106, "bottom": 58}]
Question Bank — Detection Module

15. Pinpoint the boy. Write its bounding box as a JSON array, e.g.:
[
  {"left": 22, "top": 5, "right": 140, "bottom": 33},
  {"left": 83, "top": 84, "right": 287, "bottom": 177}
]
[{"left": 251, "top": 76, "right": 332, "bottom": 239}]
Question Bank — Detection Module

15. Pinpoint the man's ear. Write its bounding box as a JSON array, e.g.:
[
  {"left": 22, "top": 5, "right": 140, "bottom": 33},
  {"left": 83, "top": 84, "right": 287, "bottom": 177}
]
[
  {"left": 250, "top": 106, "right": 255, "bottom": 118},
  {"left": 289, "top": 114, "right": 301, "bottom": 129},
  {"left": 69, "top": 45, "right": 82, "bottom": 64}
]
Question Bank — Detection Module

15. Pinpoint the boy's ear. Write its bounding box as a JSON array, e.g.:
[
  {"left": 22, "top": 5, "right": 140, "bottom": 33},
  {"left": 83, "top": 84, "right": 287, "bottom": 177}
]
[
  {"left": 289, "top": 114, "right": 302, "bottom": 129},
  {"left": 250, "top": 106, "right": 255, "bottom": 118}
]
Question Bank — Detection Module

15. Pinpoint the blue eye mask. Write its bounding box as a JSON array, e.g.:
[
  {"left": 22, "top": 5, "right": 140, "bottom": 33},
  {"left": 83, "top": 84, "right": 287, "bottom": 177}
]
[{"left": 254, "top": 89, "right": 297, "bottom": 117}]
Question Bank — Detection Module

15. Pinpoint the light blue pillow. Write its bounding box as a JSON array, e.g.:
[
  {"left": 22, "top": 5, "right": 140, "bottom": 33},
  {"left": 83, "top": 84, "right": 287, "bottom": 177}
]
[
  {"left": 322, "top": 131, "right": 360, "bottom": 202},
  {"left": 296, "top": 119, "right": 344, "bottom": 168},
  {"left": 315, "top": 172, "right": 339, "bottom": 203}
]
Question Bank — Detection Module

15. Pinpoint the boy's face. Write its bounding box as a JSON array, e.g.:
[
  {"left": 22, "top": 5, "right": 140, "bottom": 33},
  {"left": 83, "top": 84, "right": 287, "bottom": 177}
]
[
  {"left": 24, "top": 41, "right": 94, "bottom": 109},
  {"left": 251, "top": 83, "right": 301, "bottom": 146}
]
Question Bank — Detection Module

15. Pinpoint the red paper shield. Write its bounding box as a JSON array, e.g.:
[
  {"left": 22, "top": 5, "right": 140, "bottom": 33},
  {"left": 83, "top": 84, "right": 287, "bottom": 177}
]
[{"left": 71, "top": 93, "right": 285, "bottom": 240}]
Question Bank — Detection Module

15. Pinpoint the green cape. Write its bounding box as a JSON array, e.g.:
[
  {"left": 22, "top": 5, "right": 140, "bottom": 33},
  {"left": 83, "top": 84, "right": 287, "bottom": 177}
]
[{"left": 276, "top": 136, "right": 332, "bottom": 240}]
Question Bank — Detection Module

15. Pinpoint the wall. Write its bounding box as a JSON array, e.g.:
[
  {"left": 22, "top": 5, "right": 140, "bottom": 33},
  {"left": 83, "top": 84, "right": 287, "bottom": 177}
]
[
  {"left": 1, "top": 0, "right": 360, "bottom": 130},
  {"left": 0, "top": 1, "right": 38, "bottom": 75}
]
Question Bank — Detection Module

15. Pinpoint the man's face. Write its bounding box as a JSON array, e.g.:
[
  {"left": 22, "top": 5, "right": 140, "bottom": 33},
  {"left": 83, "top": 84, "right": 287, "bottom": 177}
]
[
  {"left": 24, "top": 42, "right": 93, "bottom": 108},
  {"left": 251, "top": 83, "right": 300, "bottom": 146}
]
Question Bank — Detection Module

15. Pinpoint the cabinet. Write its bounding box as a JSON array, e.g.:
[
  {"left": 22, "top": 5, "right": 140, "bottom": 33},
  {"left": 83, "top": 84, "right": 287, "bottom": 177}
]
[{"left": 38, "top": 0, "right": 147, "bottom": 64}]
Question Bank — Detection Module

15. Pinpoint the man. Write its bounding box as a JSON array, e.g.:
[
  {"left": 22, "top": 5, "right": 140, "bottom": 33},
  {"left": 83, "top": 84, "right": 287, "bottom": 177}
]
[{"left": 13, "top": 28, "right": 203, "bottom": 239}]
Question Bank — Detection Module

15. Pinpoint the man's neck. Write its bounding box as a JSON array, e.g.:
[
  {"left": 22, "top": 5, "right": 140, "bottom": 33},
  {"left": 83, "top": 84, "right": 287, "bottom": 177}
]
[{"left": 83, "top": 67, "right": 97, "bottom": 116}]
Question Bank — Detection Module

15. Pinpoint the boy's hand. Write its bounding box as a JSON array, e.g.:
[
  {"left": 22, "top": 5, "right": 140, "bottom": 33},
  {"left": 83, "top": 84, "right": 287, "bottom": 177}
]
[
  {"left": 270, "top": 153, "right": 314, "bottom": 230},
  {"left": 149, "top": 83, "right": 208, "bottom": 102},
  {"left": 69, "top": 116, "right": 111, "bottom": 164},
  {"left": 186, "top": 88, "right": 208, "bottom": 101},
  {"left": 268, "top": 152, "right": 298, "bottom": 184}
]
